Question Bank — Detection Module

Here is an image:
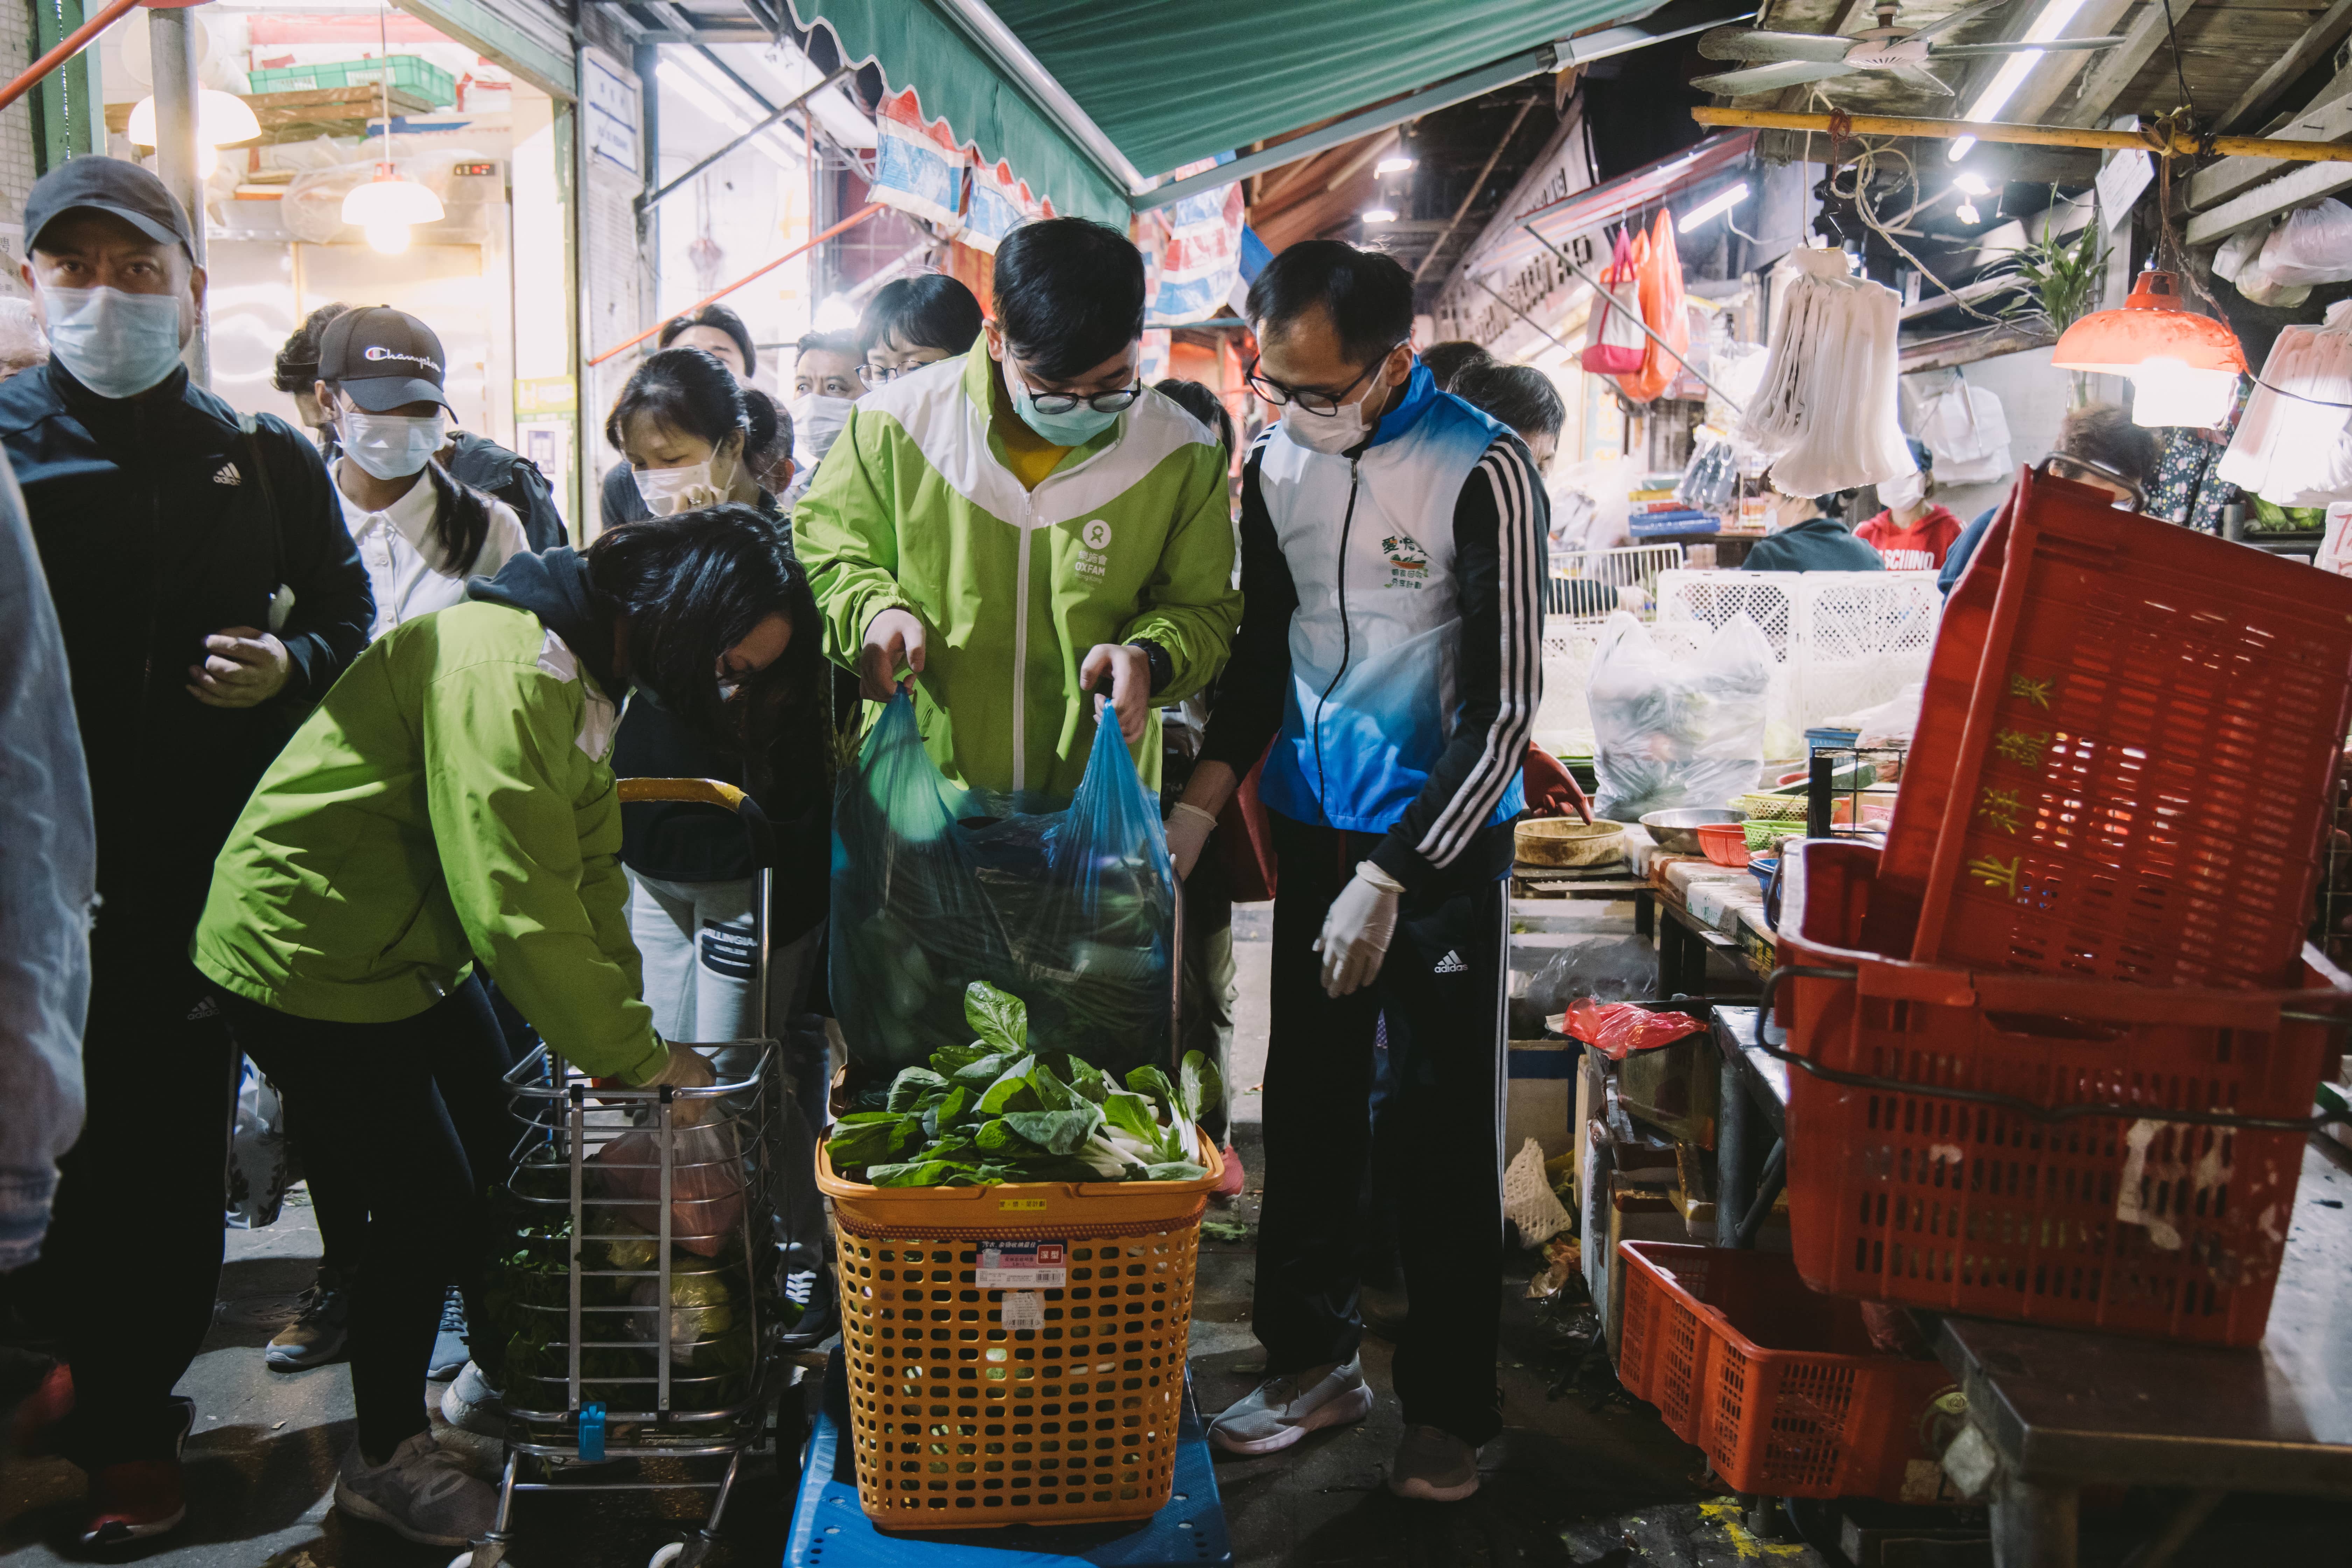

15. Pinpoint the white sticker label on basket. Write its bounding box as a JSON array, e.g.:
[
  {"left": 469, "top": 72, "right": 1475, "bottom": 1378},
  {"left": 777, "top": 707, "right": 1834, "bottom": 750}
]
[
  {"left": 976, "top": 1240, "right": 1067, "bottom": 1288},
  {"left": 1000, "top": 1290, "right": 1045, "bottom": 1331}
]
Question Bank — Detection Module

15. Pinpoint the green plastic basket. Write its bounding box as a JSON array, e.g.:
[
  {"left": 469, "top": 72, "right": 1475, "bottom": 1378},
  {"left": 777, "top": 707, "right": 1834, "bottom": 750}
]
[{"left": 248, "top": 54, "right": 457, "bottom": 107}]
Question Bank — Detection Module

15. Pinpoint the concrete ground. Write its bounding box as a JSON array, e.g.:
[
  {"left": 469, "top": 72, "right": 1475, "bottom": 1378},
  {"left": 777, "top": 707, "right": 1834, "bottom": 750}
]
[{"left": 2, "top": 910, "right": 2342, "bottom": 1565}]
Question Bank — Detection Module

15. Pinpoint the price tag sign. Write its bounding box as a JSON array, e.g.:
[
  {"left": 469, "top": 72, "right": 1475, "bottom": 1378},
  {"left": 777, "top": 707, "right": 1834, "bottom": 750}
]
[
  {"left": 976, "top": 1240, "right": 1067, "bottom": 1288},
  {"left": 1001, "top": 1291, "right": 1045, "bottom": 1331}
]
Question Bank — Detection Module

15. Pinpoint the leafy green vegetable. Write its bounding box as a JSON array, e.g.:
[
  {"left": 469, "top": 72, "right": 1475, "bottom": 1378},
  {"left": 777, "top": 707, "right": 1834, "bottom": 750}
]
[
  {"left": 965, "top": 980, "right": 1029, "bottom": 1056},
  {"left": 822, "top": 980, "right": 1216, "bottom": 1188}
]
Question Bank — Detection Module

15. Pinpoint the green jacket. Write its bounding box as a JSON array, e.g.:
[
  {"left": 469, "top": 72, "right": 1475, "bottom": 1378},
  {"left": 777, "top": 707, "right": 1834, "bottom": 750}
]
[
  {"left": 792, "top": 349, "right": 1241, "bottom": 796},
  {"left": 192, "top": 599, "right": 666, "bottom": 1083}
]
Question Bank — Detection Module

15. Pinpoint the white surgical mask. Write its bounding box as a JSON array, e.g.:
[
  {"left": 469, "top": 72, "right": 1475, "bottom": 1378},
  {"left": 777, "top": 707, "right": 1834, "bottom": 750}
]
[
  {"left": 1879, "top": 470, "right": 1926, "bottom": 510},
  {"left": 635, "top": 461, "right": 714, "bottom": 516},
  {"left": 1284, "top": 383, "right": 1382, "bottom": 456},
  {"left": 42, "top": 285, "right": 185, "bottom": 400},
  {"left": 340, "top": 407, "right": 448, "bottom": 481},
  {"left": 792, "top": 394, "right": 854, "bottom": 469}
]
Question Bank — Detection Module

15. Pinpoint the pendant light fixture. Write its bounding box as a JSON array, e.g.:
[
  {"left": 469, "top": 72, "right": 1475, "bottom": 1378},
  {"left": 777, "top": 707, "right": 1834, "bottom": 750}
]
[
  {"left": 2052, "top": 269, "right": 2247, "bottom": 429},
  {"left": 340, "top": 4, "right": 442, "bottom": 254},
  {"left": 126, "top": 89, "right": 261, "bottom": 181}
]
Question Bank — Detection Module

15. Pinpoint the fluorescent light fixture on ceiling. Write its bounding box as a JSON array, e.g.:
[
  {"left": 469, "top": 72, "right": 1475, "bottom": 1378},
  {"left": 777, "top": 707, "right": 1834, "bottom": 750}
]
[
  {"left": 1375, "top": 156, "right": 1417, "bottom": 175},
  {"left": 1361, "top": 207, "right": 1399, "bottom": 223},
  {"left": 1961, "top": 0, "right": 2091, "bottom": 127},
  {"left": 1677, "top": 181, "right": 1751, "bottom": 233},
  {"left": 1953, "top": 171, "right": 1993, "bottom": 195},
  {"left": 1948, "top": 135, "right": 1977, "bottom": 161}
]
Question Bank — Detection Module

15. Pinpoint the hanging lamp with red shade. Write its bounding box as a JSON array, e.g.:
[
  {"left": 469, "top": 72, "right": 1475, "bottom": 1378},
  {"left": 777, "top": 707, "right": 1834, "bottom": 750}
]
[{"left": 2052, "top": 268, "right": 2248, "bottom": 428}]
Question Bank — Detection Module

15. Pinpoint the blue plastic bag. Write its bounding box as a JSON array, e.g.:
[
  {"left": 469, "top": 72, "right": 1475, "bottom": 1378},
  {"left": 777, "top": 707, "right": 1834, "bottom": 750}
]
[{"left": 829, "top": 695, "right": 1173, "bottom": 1079}]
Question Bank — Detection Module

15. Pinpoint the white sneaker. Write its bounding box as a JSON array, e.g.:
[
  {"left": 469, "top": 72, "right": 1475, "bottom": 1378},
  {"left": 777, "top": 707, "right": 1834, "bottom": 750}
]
[
  {"left": 333, "top": 1433, "right": 496, "bottom": 1547},
  {"left": 439, "top": 1361, "right": 506, "bottom": 1438},
  {"left": 1206, "top": 1356, "right": 1374, "bottom": 1455}
]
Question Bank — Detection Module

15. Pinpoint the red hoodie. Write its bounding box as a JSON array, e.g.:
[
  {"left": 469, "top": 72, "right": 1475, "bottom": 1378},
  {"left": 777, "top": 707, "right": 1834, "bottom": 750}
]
[{"left": 1854, "top": 504, "right": 1964, "bottom": 570}]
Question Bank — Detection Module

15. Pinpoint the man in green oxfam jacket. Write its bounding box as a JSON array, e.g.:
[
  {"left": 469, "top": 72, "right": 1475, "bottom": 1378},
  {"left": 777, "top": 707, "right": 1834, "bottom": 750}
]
[
  {"left": 188, "top": 513, "right": 812, "bottom": 1546},
  {"left": 793, "top": 218, "right": 1240, "bottom": 796}
]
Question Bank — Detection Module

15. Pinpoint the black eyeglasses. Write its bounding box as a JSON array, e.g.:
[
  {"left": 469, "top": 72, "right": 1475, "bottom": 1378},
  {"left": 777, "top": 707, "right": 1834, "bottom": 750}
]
[
  {"left": 859, "top": 357, "right": 945, "bottom": 386},
  {"left": 2041, "top": 454, "right": 2142, "bottom": 510},
  {"left": 1245, "top": 342, "right": 1407, "bottom": 415},
  {"left": 1020, "top": 382, "right": 1144, "bottom": 416}
]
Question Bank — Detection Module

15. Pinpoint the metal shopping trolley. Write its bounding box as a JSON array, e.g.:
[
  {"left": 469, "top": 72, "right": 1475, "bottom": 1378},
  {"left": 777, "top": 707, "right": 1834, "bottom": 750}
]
[{"left": 457, "top": 779, "right": 792, "bottom": 1568}]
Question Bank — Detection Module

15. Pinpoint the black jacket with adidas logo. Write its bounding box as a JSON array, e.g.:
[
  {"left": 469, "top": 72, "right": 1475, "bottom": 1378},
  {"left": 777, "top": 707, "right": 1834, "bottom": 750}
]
[{"left": 0, "top": 359, "right": 371, "bottom": 944}]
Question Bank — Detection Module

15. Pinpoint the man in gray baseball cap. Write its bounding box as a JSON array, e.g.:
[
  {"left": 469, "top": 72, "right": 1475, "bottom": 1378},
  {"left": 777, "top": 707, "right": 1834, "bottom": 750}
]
[{"left": 0, "top": 157, "right": 372, "bottom": 1550}]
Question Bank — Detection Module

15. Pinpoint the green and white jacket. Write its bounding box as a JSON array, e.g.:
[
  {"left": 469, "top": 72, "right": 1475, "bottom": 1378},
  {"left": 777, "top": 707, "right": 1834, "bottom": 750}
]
[{"left": 792, "top": 349, "right": 1241, "bottom": 796}]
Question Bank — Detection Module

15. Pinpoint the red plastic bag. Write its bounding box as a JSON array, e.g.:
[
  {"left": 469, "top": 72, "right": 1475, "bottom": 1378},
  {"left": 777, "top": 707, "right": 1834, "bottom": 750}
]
[
  {"left": 1579, "top": 229, "right": 1646, "bottom": 375},
  {"left": 592, "top": 1124, "right": 747, "bottom": 1257},
  {"left": 1556, "top": 999, "right": 1707, "bottom": 1061},
  {"left": 1619, "top": 210, "right": 1689, "bottom": 404}
]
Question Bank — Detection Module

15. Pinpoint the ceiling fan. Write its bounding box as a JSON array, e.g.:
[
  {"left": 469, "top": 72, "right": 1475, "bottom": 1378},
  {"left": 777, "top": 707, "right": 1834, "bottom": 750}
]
[{"left": 1691, "top": 0, "right": 2125, "bottom": 97}]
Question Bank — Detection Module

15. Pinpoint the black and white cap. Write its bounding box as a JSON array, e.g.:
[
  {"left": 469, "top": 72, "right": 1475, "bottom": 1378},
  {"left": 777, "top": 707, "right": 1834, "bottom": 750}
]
[{"left": 317, "top": 304, "right": 449, "bottom": 412}]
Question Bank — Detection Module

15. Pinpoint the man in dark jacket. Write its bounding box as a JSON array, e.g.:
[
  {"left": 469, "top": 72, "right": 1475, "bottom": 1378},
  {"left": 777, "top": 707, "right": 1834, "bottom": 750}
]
[
  {"left": 0, "top": 157, "right": 371, "bottom": 1549},
  {"left": 1741, "top": 488, "right": 1884, "bottom": 572}
]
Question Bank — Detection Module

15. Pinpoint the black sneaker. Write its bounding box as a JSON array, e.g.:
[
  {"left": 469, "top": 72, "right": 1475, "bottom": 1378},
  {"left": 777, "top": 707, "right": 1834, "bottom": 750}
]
[
  {"left": 427, "top": 1286, "right": 469, "bottom": 1381},
  {"left": 266, "top": 1266, "right": 351, "bottom": 1371}
]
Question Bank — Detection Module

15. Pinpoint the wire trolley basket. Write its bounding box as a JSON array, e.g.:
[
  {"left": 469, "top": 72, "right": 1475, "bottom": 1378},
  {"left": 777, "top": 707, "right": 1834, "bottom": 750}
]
[{"left": 458, "top": 779, "right": 792, "bottom": 1568}]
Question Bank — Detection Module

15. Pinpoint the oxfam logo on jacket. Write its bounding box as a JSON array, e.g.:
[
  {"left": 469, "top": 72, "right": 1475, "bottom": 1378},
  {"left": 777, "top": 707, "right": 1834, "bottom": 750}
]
[
  {"left": 1074, "top": 518, "right": 1112, "bottom": 579},
  {"left": 1382, "top": 531, "right": 1428, "bottom": 588}
]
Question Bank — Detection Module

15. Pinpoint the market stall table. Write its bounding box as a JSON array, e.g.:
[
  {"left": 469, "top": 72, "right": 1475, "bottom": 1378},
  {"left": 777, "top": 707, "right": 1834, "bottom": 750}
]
[{"left": 1939, "top": 1140, "right": 2352, "bottom": 1568}]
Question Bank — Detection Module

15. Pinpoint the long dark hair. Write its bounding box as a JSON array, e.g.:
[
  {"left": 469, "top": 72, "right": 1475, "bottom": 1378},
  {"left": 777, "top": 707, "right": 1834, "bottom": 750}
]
[
  {"left": 584, "top": 504, "right": 821, "bottom": 748},
  {"left": 323, "top": 376, "right": 496, "bottom": 574},
  {"left": 604, "top": 347, "right": 776, "bottom": 478}
]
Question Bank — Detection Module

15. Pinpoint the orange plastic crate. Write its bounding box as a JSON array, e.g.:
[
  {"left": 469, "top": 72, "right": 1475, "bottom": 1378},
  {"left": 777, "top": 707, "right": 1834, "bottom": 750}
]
[
  {"left": 816, "top": 1145, "right": 1219, "bottom": 1529},
  {"left": 1882, "top": 467, "right": 2352, "bottom": 989},
  {"left": 1618, "top": 1241, "right": 1954, "bottom": 1502},
  {"left": 1779, "top": 839, "right": 2348, "bottom": 1345}
]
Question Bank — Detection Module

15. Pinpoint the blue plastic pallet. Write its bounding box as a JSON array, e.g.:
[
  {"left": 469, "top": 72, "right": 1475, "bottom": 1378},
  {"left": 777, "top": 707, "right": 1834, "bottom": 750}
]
[{"left": 785, "top": 1353, "right": 1232, "bottom": 1568}]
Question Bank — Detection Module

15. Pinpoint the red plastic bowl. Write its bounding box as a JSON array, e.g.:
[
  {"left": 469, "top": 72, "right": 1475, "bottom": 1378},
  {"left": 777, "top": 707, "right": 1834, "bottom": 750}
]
[{"left": 1695, "top": 822, "right": 1750, "bottom": 867}]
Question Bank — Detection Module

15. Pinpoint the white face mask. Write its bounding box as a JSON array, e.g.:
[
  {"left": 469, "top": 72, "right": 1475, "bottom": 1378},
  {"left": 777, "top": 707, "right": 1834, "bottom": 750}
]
[
  {"left": 1283, "top": 377, "right": 1385, "bottom": 456},
  {"left": 635, "top": 461, "right": 714, "bottom": 517},
  {"left": 341, "top": 407, "right": 448, "bottom": 481},
  {"left": 792, "top": 394, "right": 854, "bottom": 468},
  {"left": 1879, "top": 470, "right": 1926, "bottom": 510},
  {"left": 42, "top": 285, "right": 186, "bottom": 400}
]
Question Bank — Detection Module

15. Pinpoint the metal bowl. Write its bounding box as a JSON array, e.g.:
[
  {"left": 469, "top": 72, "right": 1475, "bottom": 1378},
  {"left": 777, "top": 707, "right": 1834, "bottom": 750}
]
[{"left": 1640, "top": 807, "right": 1746, "bottom": 856}]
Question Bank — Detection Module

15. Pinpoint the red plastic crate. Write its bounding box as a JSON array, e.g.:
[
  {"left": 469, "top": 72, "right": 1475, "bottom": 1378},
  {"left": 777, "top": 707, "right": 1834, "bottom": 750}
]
[
  {"left": 1881, "top": 467, "right": 2352, "bottom": 989},
  {"left": 1617, "top": 1241, "right": 1955, "bottom": 1503},
  {"left": 1779, "top": 839, "right": 2349, "bottom": 1346}
]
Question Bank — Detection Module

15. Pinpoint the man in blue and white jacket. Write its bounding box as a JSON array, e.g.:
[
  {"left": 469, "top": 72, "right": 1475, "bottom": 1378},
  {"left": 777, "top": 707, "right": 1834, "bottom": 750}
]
[{"left": 1167, "top": 240, "right": 1545, "bottom": 1501}]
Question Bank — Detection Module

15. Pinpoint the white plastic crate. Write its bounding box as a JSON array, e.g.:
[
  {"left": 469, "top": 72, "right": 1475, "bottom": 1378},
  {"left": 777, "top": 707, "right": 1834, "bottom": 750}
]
[{"left": 1650, "top": 569, "right": 1940, "bottom": 751}]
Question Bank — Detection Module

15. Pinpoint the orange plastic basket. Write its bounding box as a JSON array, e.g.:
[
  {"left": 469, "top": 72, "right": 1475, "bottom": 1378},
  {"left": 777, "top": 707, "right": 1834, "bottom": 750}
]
[
  {"left": 1883, "top": 467, "right": 2352, "bottom": 989},
  {"left": 1617, "top": 1241, "right": 1955, "bottom": 1503},
  {"left": 816, "top": 1144, "right": 1221, "bottom": 1529},
  {"left": 1778, "top": 839, "right": 2349, "bottom": 1345}
]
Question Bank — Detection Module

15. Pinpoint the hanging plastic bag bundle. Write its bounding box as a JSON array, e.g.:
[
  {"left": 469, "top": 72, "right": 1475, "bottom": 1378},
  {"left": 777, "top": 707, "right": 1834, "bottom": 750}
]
[
  {"left": 1586, "top": 610, "right": 1772, "bottom": 821},
  {"left": 1736, "top": 248, "right": 1914, "bottom": 497},
  {"left": 2256, "top": 198, "right": 2352, "bottom": 287},
  {"left": 1579, "top": 229, "right": 1647, "bottom": 376},
  {"left": 2216, "top": 300, "right": 2352, "bottom": 506},
  {"left": 1619, "top": 209, "right": 1690, "bottom": 404},
  {"left": 830, "top": 694, "right": 1175, "bottom": 1084}
]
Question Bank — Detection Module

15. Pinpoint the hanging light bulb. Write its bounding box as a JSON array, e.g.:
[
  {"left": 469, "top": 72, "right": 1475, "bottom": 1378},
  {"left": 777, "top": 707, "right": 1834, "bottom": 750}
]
[
  {"left": 2053, "top": 269, "right": 2248, "bottom": 428},
  {"left": 126, "top": 90, "right": 262, "bottom": 150},
  {"left": 340, "top": 3, "right": 441, "bottom": 253},
  {"left": 1360, "top": 206, "right": 1399, "bottom": 224},
  {"left": 1374, "top": 155, "right": 1417, "bottom": 176},
  {"left": 2125, "top": 356, "right": 2239, "bottom": 427},
  {"left": 1956, "top": 199, "right": 1982, "bottom": 225},
  {"left": 343, "top": 166, "right": 444, "bottom": 252}
]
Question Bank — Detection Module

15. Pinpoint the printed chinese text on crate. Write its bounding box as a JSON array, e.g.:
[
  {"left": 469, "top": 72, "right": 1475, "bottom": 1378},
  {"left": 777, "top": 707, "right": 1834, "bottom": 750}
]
[
  {"left": 1617, "top": 1241, "right": 1953, "bottom": 1503},
  {"left": 818, "top": 1145, "right": 1221, "bottom": 1529},
  {"left": 1883, "top": 468, "right": 2352, "bottom": 989},
  {"left": 1779, "top": 839, "right": 2351, "bottom": 1346}
]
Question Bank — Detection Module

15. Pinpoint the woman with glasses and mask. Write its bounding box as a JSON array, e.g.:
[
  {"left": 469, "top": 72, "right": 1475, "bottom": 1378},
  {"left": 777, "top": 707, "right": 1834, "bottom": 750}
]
[
  {"left": 854, "top": 274, "right": 983, "bottom": 390},
  {"left": 793, "top": 216, "right": 1240, "bottom": 798}
]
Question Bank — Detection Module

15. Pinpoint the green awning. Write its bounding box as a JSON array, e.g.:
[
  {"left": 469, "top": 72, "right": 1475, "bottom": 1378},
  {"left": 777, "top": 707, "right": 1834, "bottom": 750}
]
[{"left": 792, "top": 0, "right": 1642, "bottom": 224}]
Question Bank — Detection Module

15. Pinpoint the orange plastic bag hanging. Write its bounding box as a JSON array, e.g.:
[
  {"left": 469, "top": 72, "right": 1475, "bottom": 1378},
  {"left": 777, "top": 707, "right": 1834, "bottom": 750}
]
[{"left": 1618, "top": 209, "right": 1688, "bottom": 404}]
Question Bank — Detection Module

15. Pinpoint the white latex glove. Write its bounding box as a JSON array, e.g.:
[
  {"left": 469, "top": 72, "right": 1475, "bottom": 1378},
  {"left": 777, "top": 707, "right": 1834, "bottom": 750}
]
[
  {"left": 639, "top": 1042, "right": 718, "bottom": 1121},
  {"left": 1313, "top": 861, "right": 1406, "bottom": 998},
  {"left": 1166, "top": 801, "right": 1218, "bottom": 880},
  {"left": 859, "top": 607, "right": 926, "bottom": 700}
]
